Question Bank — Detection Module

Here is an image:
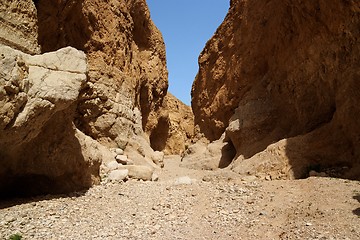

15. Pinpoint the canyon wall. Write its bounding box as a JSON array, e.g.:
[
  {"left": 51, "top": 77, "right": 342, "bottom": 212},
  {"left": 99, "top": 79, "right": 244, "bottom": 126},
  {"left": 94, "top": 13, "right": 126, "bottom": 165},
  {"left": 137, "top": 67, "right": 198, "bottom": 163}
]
[
  {"left": 190, "top": 0, "right": 360, "bottom": 179},
  {"left": 36, "top": 0, "right": 168, "bottom": 150},
  {"left": 0, "top": 0, "right": 192, "bottom": 196}
]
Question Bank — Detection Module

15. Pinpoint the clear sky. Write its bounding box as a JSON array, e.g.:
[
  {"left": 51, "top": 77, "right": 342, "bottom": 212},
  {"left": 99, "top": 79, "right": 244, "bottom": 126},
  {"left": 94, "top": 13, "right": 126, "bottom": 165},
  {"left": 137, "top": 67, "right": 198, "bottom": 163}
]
[{"left": 147, "top": 0, "right": 230, "bottom": 106}]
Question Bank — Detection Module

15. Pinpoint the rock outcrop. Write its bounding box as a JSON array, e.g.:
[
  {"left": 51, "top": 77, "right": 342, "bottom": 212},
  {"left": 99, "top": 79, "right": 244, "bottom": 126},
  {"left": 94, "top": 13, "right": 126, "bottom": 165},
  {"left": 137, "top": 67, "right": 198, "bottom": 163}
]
[
  {"left": 0, "top": 0, "right": 40, "bottom": 54},
  {"left": 150, "top": 93, "right": 194, "bottom": 155},
  {"left": 1, "top": 0, "right": 200, "bottom": 196},
  {"left": 190, "top": 0, "right": 360, "bottom": 179},
  {"left": 0, "top": 45, "right": 101, "bottom": 196},
  {"left": 36, "top": 0, "right": 168, "bottom": 152}
]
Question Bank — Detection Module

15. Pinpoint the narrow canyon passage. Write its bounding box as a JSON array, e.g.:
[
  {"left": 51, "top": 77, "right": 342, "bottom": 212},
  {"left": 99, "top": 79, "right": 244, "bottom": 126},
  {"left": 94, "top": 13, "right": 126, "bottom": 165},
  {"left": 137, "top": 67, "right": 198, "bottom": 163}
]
[{"left": 1, "top": 0, "right": 359, "bottom": 238}]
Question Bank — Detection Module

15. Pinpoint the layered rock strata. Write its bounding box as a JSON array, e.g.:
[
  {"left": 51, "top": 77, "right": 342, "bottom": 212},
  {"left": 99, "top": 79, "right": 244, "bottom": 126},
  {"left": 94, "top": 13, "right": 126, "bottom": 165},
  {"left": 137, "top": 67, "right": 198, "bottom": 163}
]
[
  {"left": 0, "top": 0, "right": 40, "bottom": 54},
  {"left": 190, "top": 0, "right": 360, "bottom": 179}
]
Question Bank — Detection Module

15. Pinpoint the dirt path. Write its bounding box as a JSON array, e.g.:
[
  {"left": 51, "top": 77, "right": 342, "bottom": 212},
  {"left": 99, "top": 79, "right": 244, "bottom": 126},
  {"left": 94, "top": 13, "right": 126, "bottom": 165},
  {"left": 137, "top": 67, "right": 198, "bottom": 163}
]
[{"left": 1, "top": 156, "right": 359, "bottom": 239}]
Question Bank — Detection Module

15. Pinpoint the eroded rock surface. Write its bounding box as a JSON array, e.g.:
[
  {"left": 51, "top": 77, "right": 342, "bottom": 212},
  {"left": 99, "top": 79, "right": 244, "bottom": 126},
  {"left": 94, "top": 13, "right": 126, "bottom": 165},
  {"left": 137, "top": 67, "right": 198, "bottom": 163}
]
[
  {"left": 0, "top": 45, "right": 100, "bottom": 196},
  {"left": 190, "top": 0, "right": 360, "bottom": 179},
  {"left": 150, "top": 93, "right": 194, "bottom": 155},
  {"left": 0, "top": 0, "right": 40, "bottom": 54},
  {"left": 36, "top": 0, "right": 168, "bottom": 151}
]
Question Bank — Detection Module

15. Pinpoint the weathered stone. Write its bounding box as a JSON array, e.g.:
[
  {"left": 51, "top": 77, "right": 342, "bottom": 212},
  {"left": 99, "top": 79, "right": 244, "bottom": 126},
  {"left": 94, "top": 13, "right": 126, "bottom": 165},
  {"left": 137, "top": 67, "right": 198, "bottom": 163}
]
[
  {"left": 115, "top": 155, "right": 128, "bottom": 165},
  {"left": 151, "top": 151, "right": 165, "bottom": 168},
  {"left": 106, "top": 161, "right": 119, "bottom": 171},
  {"left": 108, "top": 169, "right": 129, "bottom": 182},
  {"left": 36, "top": 0, "right": 168, "bottom": 150},
  {"left": 149, "top": 93, "right": 195, "bottom": 155},
  {"left": 115, "top": 148, "right": 124, "bottom": 155},
  {"left": 0, "top": 45, "right": 101, "bottom": 196},
  {"left": 120, "top": 165, "right": 154, "bottom": 181},
  {"left": 0, "top": 0, "right": 40, "bottom": 54}
]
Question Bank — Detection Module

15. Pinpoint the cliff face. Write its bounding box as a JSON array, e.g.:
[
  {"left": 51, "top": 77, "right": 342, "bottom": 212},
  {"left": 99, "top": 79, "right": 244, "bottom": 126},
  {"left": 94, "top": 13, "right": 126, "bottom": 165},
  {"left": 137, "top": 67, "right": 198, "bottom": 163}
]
[
  {"left": 0, "top": 0, "right": 176, "bottom": 196},
  {"left": 36, "top": 0, "right": 168, "bottom": 150},
  {"left": 0, "top": 0, "right": 196, "bottom": 196},
  {"left": 191, "top": 0, "right": 360, "bottom": 179},
  {"left": 153, "top": 93, "right": 194, "bottom": 155},
  {"left": 0, "top": 44, "right": 102, "bottom": 196},
  {"left": 0, "top": 0, "right": 40, "bottom": 54}
]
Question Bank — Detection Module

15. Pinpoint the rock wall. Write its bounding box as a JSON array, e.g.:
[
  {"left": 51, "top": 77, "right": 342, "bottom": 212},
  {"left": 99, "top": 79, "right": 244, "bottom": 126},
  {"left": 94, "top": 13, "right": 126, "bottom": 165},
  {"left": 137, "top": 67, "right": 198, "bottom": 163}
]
[
  {"left": 151, "top": 93, "right": 194, "bottom": 155},
  {"left": 0, "top": 0, "right": 179, "bottom": 196},
  {"left": 190, "top": 0, "right": 360, "bottom": 179},
  {"left": 36, "top": 0, "right": 168, "bottom": 152},
  {"left": 0, "top": 0, "right": 40, "bottom": 54},
  {"left": 0, "top": 45, "right": 101, "bottom": 196}
]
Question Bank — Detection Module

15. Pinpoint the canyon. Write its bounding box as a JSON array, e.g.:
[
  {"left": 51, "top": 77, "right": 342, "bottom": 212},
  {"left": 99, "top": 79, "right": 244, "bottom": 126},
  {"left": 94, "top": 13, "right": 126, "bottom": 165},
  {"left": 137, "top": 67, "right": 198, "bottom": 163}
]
[{"left": 0, "top": 0, "right": 359, "bottom": 239}]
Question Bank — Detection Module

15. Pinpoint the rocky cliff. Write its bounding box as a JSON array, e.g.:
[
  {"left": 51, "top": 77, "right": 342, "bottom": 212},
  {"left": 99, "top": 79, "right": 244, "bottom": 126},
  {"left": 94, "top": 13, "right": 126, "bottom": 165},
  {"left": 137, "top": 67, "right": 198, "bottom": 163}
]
[
  {"left": 0, "top": 44, "right": 103, "bottom": 196},
  {"left": 0, "top": 0, "right": 195, "bottom": 196},
  {"left": 36, "top": 0, "right": 168, "bottom": 151},
  {"left": 0, "top": 0, "right": 40, "bottom": 54},
  {"left": 190, "top": 0, "right": 360, "bottom": 179},
  {"left": 154, "top": 93, "right": 194, "bottom": 155}
]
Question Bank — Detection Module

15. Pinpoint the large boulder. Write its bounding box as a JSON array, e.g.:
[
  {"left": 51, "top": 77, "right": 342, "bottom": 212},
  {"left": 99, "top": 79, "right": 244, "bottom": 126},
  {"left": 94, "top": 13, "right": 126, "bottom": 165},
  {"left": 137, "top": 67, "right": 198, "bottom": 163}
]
[
  {"left": 191, "top": 0, "right": 360, "bottom": 179},
  {"left": 0, "top": 45, "right": 101, "bottom": 196}
]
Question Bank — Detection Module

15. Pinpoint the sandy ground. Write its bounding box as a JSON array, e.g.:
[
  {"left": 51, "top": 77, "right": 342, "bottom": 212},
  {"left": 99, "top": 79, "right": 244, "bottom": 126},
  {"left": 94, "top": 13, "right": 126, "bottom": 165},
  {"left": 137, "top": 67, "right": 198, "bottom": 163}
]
[{"left": 1, "top": 156, "right": 359, "bottom": 239}]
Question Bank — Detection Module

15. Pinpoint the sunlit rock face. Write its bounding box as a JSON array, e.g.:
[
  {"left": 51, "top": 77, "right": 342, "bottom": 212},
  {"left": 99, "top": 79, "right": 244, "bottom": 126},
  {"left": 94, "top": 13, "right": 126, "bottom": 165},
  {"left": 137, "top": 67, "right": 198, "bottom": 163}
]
[
  {"left": 36, "top": 0, "right": 169, "bottom": 150},
  {"left": 0, "top": 45, "right": 102, "bottom": 196},
  {"left": 0, "top": 0, "right": 178, "bottom": 196},
  {"left": 190, "top": 0, "right": 360, "bottom": 179}
]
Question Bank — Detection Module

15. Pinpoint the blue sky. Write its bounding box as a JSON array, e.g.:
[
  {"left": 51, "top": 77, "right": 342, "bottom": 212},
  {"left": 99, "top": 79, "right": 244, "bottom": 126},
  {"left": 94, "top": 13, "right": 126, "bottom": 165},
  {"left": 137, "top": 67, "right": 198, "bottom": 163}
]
[{"left": 147, "top": 0, "right": 230, "bottom": 105}]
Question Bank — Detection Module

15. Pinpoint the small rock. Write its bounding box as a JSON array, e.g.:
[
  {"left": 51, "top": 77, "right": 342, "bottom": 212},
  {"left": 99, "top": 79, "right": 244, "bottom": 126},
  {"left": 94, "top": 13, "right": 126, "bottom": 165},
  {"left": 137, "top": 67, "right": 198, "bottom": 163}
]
[
  {"left": 116, "top": 155, "right": 128, "bottom": 164},
  {"left": 152, "top": 151, "right": 164, "bottom": 168},
  {"left": 123, "top": 165, "right": 154, "bottom": 181},
  {"left": 108, "top": 169, "right": 129, "bottom": 182},
  {"left": 265, "top": 175, "right": 272, "bottom": 181},
  {"left": 152, "top": 173, "right": 159, "bottom": 181},
  {"left": 259, "top": 211, "right": 267, "bottom": 216},
  {"left": 115, "top": 148, "right": 124, "bottom": 155},
  {"left": 174, "top": 176, "right": 193, "bottom": 185},
  {"left": 305, "top": 222, "right": 313, "bottom": 226},
  {"left": 106, "top": 161, "right": 119, "bottom": 170},
  {"left": 202, "top": 176, "right": 212, "bottom": 182}
]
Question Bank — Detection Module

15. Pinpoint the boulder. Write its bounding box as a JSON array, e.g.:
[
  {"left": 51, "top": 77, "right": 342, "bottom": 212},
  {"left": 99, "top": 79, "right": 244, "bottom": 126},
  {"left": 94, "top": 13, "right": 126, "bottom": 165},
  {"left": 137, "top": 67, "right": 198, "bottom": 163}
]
[
  {"left": 0, "top": 45, "right": 101, "bottom": 196},
  {"left": 120, "top": 165, "right": 154, "bottom": 181},
  {"left": 108, "top": 169, "right": 129, "bottom": 182}
]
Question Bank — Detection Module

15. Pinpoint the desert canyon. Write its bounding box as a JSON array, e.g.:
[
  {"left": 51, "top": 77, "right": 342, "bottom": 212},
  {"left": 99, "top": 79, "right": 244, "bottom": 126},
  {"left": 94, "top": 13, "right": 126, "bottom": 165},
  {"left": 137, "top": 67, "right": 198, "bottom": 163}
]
[{"left": 0, "top": 0, "right": 359, "bottom": 239}]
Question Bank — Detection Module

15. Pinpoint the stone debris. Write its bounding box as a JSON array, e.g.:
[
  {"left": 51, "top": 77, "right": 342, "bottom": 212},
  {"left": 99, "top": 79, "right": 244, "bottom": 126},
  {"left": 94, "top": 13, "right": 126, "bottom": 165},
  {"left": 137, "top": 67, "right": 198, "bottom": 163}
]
[
  {"left": 1, "top": 157, "right": 359, "bottom": 240},
  {"left": 122, "top": 165, "right": 154, "bottom": 181}
]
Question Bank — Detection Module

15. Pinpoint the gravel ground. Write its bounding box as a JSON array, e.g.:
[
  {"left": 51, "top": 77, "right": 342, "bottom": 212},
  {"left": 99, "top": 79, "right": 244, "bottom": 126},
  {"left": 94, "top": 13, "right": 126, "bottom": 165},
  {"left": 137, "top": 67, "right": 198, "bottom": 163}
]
[{"left": 1, "top": 156, "right": 359, "bottom": 239}]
